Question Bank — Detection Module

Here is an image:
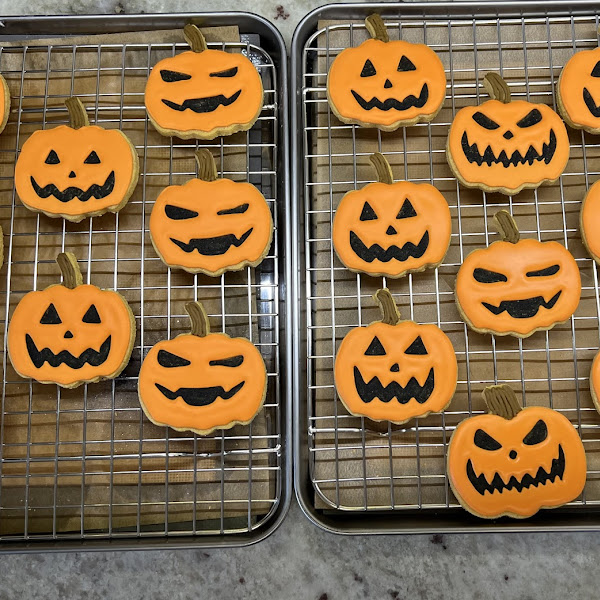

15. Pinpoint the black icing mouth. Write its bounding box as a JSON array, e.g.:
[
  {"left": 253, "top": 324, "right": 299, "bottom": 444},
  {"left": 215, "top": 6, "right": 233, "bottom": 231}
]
[
  {"left": 30, "top": 171, "right": 115, "bottom": 203},
  {"left": 353, "top": 366, "right": 434, "bottom": 404},
  {"left": 460, "top": 130, "right": 557, "bottom": 167},
  {"left": 466, "top": 444, "right": 565, "bottom": 495},
  {"left": 349, "top": 231, "right": 429, "bottom": 264},
  {"left": 170, "top": 228, "right": 253, "bottom": 256},
  {"left": 482, "top": 291, "right": 561, "bottom": 319},
  {"left": 350, "top": 83, "right": 429, "bottom": 112},
  {"left": 25, "top": 334, "right": 111, "bottom": 368},
  {"left": 161, "top": 90, "right": 242, "bottom": 113},
  {"left": 155, "top": 381, "right": 245, "bottom": 407},
  {"left": 583, "top": 88, "right": 600, "bottom": 118}
]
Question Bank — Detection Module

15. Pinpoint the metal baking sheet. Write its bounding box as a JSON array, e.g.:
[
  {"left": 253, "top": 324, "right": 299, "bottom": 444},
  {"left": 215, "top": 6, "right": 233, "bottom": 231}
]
[
  {"left": 0, "top": 12, "right": 291, "bottom": 551},
  {"left": 292, "top": 1, "right": 600, "bottom": 533}
]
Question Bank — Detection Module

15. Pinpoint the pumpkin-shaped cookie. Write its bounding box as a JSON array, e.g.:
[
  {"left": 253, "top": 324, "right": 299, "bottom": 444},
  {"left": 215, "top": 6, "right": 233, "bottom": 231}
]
[
  {"left": 138, "top": 301, "right": 267, "bottom": 435},
  {"left": 455, "top": 210, "right": 581, "bottom": 338},
  {"left": 448, "top": 384, "right": 586, "bottom": 519},
  {"left": 333, "top": 152, "right": 451, "bottom": 278},
  {"left": 327, "top": 14, "right": 446, "bottom": 130},
  {"left": 558, "top": 37, "right": 600, "bottom": 134},
  {"left": 150, "top": 149, "right": 272, "bottom": 276},
  {"left": 145, "top": 24, "right": 263, "bottom": 140},
  {"left": 580, "top": 180, "right": 600, "bottom": 264},
  {"left": 335, "top": 288, "right": 457, "bottom": 424},
  {"left": 14, "top": 97, "right": 139, "bottom": 223},
  {"left": 447, "top": 73, "right": 570, "bottom": 195},
  {"left": 8, "top": 252, "right": 135, "bottom": 388},
  {"left": 0, "top": 74, "right": 10, "bottom": 135}
]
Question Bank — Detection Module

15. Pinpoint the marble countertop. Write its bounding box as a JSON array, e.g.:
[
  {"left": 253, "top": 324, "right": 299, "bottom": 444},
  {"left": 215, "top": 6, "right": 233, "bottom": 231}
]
[{"left": 0, "top": 2, "right": 599, "bottom": 599}]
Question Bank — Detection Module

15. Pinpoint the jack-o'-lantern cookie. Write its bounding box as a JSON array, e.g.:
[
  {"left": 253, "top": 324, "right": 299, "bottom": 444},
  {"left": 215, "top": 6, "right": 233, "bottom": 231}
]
[
  {"left": 8, "top": 252, "right": 135, "bottom": 389},
  {"left": 333, "top": 152, "right": 451, "bottom": 278},
  {"left": 145, "top": 24, "right": 263, "bottom": 140},
  {"left": 14, "top": 97, "right": 139, "bottom": 223},
  {"left": 334, "top": 288, "right": 457, "bottom": 425},
  {"left": 150, "top": 149, "right": 272, "bottom": 276},
  {"left": 455, "top": 210, "right": 581, "bottom": 338},
  {"left": 580, "top": 180, "right": 600, "bottom": 264},
  {"left": 447, "top": 73, "right": 570, "bottom": 195},
  {"left": 138, "top": 301, "right": 267, "bottom": 435},
  {"left": 558, "top": 35, "right": 600, "bottom": 134},
  {"left": 0, "top": 74, "right": 10, "bottom": 135},
  {"left": 327, "top": 14, "right": 446, "bottom": 130},
  {"left": 448, "top": 384, "right": 587, "bottom": 519}
]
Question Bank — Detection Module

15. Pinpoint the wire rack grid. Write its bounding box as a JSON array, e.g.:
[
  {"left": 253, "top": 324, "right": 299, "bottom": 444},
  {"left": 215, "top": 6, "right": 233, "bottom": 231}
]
[
  {"left": 0, "top": 26, "right": 286, "bottom": 547},
  {"left": 299, "top": 7, "right": 600, "bottom": 520}
]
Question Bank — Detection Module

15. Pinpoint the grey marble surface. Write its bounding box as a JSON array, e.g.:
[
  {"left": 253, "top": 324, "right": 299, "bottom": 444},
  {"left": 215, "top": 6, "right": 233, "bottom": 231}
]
[{"left": 0, "top": 1, "right": 600, "bottom": 598}]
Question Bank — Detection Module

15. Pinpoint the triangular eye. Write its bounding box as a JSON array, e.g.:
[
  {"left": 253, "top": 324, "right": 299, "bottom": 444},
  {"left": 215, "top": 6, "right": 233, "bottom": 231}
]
[
  {"left": 84, "top": 151, "right": 101, "bottom": 164},
  {"left": 397, "top": 56, "right": 416, "bottom": 72},
  {"left": 360, "top": 59, "right": 376, "bottom": 77},
  {"left": 523, "top": 420, "right": 548, "bottom": 445},
  {"left": 82, "top": 304, "right": 101, "bottom": 324},
  {"left": 474, "top": 428, "right": 502, "bottom": 451},
  {"left": 359, "top": 202, "right": 378, "bottom": 221},
  {"left": 157, "top": 349, "right": 191, "bottom": 368},
  {"left": 396, "top": 199, "right": 417, "bottom": 219},
  {"left": 40, "top": 303, "right": 62, "bottom": 324},
  {"left": 44, "top": 150, "right": 60, "bottom": 165},
  {"left": 365, "top": 336, "right": 386, "bottom": 356},
  {"left": 592, "top": 60, "right": 600, "bottom": 78},
  {"left": 404, "top": 336, "right": 427, "bottom": 355}
]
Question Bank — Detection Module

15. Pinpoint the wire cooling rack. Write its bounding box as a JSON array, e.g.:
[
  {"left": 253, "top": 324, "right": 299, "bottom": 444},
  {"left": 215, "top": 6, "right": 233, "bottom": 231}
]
[
  {"left": 0, "top": 14, "right": 289, "bottom": 550},
  {"left": 294, "top": 2, "right": 600, "bottom": 532}
]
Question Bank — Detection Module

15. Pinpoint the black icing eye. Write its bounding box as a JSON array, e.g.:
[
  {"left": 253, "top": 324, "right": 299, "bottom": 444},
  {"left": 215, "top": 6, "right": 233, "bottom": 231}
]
[
  {"left": 209, "top": 355, "right": 244, "bottom": 367},
  {"left": 82, "top": 304, "right": 101, "bottom": 324},
  {"left": 160, "top": 69, "right": 192, "bottom": 82},
  {"left": 592, "top": 61, "right": 600, "bottom": 78},
  {"left": 40, "top": 303, "right": 62, "bottom": 325},
  {"left": 474, "top": 428, "right": 502, "bottom": 451},
  {"left": 210, "top": 66, "right": 238, "bottom": 78},
  {"left": 157, "top": 349, "right": 191, "bottom": 368},
  {"left": 365, "top": 336, "right": 386, "bottom": 356},
  {"left": 473, "top": 268, "right": 508, "bottom": 283},
  {"left": 472, "top": 111, "right": 500, "bottom": 130},
  {"left": 83, "top": 150, "right": 101, "bottom": 164},
  {"left": 45, "top": 150, "right": 60, "bottom": 165},
  {"left": 396, "top": 199, "right": 417, "bottom": 219},
  {"left": 523, "top": 419, "right": 548, "bottom": 445},
  {"left": 397, "top": 56, "right": 416, "bottom": 72},
  {"left": 359, "top": 202, "right": 378, "bottom": 221},
  {"left": 404, "top": 336, "right": 427, "bottom": 355},
  {"left": 165, "top": 205, "right": 199, "bottom": 220},
  {"left": 516, "top": 108, "right": 543, "bottom": 128},
  {"left": 526, "top": 264, "right": 560, "bottom": 277},
  {"left": 360, "top": 59, "right": 376, "bottom": 78},
  {"left": 217, "top": 203, "right": 249, "bottom": 215}
]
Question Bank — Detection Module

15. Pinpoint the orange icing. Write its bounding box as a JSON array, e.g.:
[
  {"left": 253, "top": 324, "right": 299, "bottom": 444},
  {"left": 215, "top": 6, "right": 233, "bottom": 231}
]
[
  {"left": 580, "top": 180, "right": 600, "bottom": 263},
  {"left": 559, "top": 46, "right": 600, "bottom": 133},
  {"left": 0, "top": 73, "right": 10, "bottom": 135}
]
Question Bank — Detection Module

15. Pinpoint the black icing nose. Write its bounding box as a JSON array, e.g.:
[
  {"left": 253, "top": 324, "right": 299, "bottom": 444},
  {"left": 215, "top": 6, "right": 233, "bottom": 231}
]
[
  {"left": 386, "top": 225, "right": 397, "bottom": 236},
  {"left": 384, "top": 79, "right": 393, "bottom": 89},
  {"left": 503, "top": 130, "right": 514, "bottom": 139},
  {"left": 64, "top": 330, "right": 74, "bottom": 339},
  {"left": 509, "top": 450, "right": 518, "bottom": 460},
  {"left": 390, "top": 363, "right": 399, "bottom": 372},
  {"left": 68, "top": 171, "right": 76, "bottom": 178}
]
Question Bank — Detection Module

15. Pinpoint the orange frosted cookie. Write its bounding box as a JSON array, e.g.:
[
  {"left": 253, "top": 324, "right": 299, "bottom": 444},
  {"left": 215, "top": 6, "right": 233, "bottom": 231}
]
[
  {"left": 138, "top": 301, "right": 267, "bottom": 436},
  {"left": 447, "top": 73, "right": 570, "bottom": 196},
  {"left": 333, "top": 152, "right": 451, "bottom": 278},
  {"left": 448, "top": 384, "right": 586, "bottom": 519},
  {"left": 590, "top": 349, "right": 600, "bottom": 414},
  {"left": 580, "top": 180, "right": 600, "bottom": 263},
  {"left": 149, "top": 149, "right": 272, "bottom": 276},
  {"left": 327, "top": 14, "right": 446, "bottom": 131},
  {"left": 0, "top": 74, "right": 10, "bottom": 135},
  {"left": 145, "top": 24, "right": 263, "bottom": 140},
  {"left": 14, "top": 97, "right": 139, "bottom": 223},
  {"left": 334, "top": 288, "right": 457, "bottom": 425},
  {"left": 7, "top": 252, "right": 135, "bottom": 389},
  {"left": 455, "top": 210, "right": 580, "bottom": 338}
]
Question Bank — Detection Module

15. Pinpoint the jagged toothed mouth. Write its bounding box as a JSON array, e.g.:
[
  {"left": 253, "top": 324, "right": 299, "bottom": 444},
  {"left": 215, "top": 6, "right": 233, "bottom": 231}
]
[
  {"left": 350, "top": 83, "right": 429, "bottom": 111},
  {"left": 30, "top": 171, "right": 115, "bottom": 203},
  {"left": 349, "top": 231, "right": 429, "bottom": 263},
  {"left": 155, "top": 381, "right": 245, "bottom": 407},
  {"left": 482, "top": 291, "right": 561, "bottom": 319},
  {"left": 170, "top": 229, "right": 253, "bottom": 256},
  {"left": 161, "top": 90, "right": 242, "bottom": 113},
  {"left": 25, "top": 334, "right": 111, "bottom": 368},
  {"left": 353, "top": 366, "right": 434, "bottom": 404}
]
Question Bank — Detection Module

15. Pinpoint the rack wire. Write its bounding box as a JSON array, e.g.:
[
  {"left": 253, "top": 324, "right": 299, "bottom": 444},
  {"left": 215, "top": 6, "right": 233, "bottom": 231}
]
[
  {"left": 0, "top": 27, "right": 285, "bottom": 545},
  {"left": 301, "top": 8, "right": 600, "bottom": 516}
]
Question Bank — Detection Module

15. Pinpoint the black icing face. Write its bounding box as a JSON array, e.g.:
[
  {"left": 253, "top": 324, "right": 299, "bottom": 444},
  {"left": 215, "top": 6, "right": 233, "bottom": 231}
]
[
  {"left": 349, "top": 199, "right": 429, "bottom": 264},
  {"left": 583, "top": 60, "right": 600, "bottom": 118}
]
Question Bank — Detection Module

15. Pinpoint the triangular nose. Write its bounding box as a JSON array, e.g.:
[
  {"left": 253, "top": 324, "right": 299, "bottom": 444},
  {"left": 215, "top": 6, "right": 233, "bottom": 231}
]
[
  {"left": 386, "top": 225, "right": 397, "bottom": 235},
  {"left": 390, "top": 363, "right": 400, "bottom": 372},
  {"left": 384, "top": 79, "right": 393, "bottom": 89},
  {"left": 503, "top": 130, "right": 513, "bottom": 139},
  {"left": 68, "top": 171, "right": 76, "bottom": 178},
  {"left": 64, "top": 330, "right": 73, "bottom": 339}
]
